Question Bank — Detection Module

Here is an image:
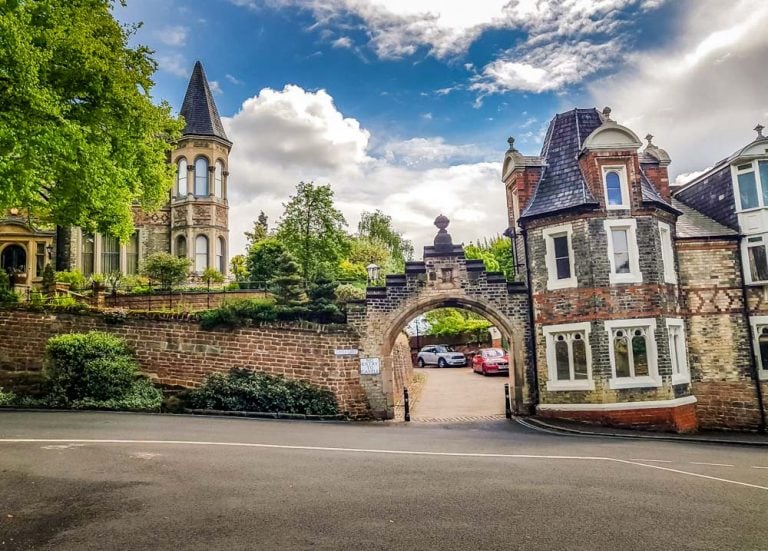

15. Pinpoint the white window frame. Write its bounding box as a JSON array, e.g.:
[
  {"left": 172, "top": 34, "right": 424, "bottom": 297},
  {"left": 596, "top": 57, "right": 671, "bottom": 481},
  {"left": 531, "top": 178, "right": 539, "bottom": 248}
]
[
  {"left": 750, "top": 315, "right": 768, "bottom": 380},
  {"left": 742, "top": 233, "right": 768, "bottom": 285},
  {"left": 665, "top": 318, "right": 690, "bottom": 385},
  {"left": 603, "top": 165, "right": 630, "bottom": 210},
  {"left": 604, "top": 219, "right": 642, "bottom": 284},
  {"left": 658, "top": 221, "right": 676, "bottom": 284},
  {"left": 605, "top": 318, "right": 661, "bottom": 389},
  {"left": 542, "top": 223, "right": 577, "bottom": 290},
  {"left": 543, "top": 322, "right": 594, "bottom": 391},
  {"left": 732, "top": 160, "right": 768, "bottom": 212}
]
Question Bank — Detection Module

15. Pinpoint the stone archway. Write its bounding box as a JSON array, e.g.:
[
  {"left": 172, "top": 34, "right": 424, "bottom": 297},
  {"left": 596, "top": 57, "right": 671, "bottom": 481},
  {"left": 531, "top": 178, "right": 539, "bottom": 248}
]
[{"left": 348, "top": 216, "right": 532, "bottom": 419}]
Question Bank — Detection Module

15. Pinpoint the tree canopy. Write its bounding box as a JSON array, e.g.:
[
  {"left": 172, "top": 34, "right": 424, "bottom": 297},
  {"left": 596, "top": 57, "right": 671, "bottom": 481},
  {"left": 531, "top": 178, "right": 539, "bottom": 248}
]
[
  {"left": 0, "top": 0, "right": 183, "bottom": 239},
  {"left": 465, "top": 235, "right": 514, "bottom": 280},
  {"left": 423, "top": 308, "right": 492, "bottom": 341}
]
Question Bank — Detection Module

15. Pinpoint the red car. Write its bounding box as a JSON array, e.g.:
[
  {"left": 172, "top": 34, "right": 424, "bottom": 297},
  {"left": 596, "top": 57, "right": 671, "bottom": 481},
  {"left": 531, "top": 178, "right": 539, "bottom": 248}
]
[{"left": 472, "top": 348, "right": 510, "bottom": 376}]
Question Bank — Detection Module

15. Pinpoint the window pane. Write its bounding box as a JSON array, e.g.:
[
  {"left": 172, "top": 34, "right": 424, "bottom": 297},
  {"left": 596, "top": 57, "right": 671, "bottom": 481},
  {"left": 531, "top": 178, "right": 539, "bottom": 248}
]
[
  {"left": 126, "top": 232, "right": 139, "bottom": 275},
  {"left": 738, "top": 170, "right": 758, "bottom": 209},
  {"left": 572, "top": 338, "right": 587, "bottom": 380},
  {"left": 555, "top": 258, "right": 571, "bottom": 280},
  {"left": 176, "top": 236, "right": 187, "bottom": 259},
  {"left": 760, "top": 333, "right": 768, "bottom": 371},
  {"left": 195, "top": 158, "right": 208, "bottom": 196},
  {"left": 611, "top": 229, "right": 630, "bottom": 274},
  {"left": 555, "top": 338, "right": 570, "bottom": 381},
  {"left": 102, "top": 235, "right": 120, "bottom": 274},
  {"left": 748, "top": 244, "right": 768, "bottom": 282},
  {"left": 605, "top": 172, "right": 623, "bottom": 206},
  {"left": 81, "top": 233, "right": 94, "bottom": 277},
  {"left": 632, "top": 332, "right": 649, "bottom": 376},
  {"left": 669, "top": 330, "right": 680, "bottom": 376},
  {"left": 36, "top": 243, "right": 46, "bottom": 277},
  {"left": 195, "top": 235, "right": 208, "bottom": 272},
  {"left": 215, "top": 161, "right": 224, "bottom": 198},
  {"left": 759, "top": 161, "right": 768, "bottom": 205},
  {"left": 614, "top": 335, "right": 630, "bottom": 377},
  {"left": 178, "top": 159, "right": 187, "bottom": 196}
]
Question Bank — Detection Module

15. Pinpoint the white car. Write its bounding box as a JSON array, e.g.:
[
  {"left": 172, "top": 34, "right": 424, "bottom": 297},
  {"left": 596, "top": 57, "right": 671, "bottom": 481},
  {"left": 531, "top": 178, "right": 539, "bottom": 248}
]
[{"left": 416, "top": 345, "right": 467, "bottom": 368}]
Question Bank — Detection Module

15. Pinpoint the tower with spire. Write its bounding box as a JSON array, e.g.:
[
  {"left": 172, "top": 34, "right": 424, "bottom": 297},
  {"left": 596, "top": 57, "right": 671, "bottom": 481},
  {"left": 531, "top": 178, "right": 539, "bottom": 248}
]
[{"left": 168, "top": 60, "right": 232, "bottom": 277}]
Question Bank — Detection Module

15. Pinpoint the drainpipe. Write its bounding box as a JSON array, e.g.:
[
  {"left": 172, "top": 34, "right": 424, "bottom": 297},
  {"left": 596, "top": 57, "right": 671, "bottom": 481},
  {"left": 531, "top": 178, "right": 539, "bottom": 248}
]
[
  {"left": 520, "top": 227, "right": 539, "bottom": 414},
  {"left": 737, "top": 236, "right": 767, "bottom": 433}
]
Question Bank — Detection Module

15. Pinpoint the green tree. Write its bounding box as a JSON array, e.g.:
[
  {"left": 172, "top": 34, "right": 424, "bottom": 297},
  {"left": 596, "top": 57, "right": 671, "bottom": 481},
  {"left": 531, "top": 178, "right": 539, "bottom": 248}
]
[
  {"left": 0, "top": 0, "right": 184, "bottom": 239},
  {"left": 202, "top": 267, "right": 224, "bottom": 286},
  {"left": 246, "top": 238, "right": 286, "bottom": 286},
  {"left": 229, "top": 254, "right": 248, "bottom": 282},
  {"left": 141, "top": 252, "right": 190, "bottom": 290},
  {"left": 424, "top": 308, "right": 492, "bottom": 341},
  {"left": 276, "top": 182, "right": 348, "bottom": 285},
  {"left": 244, "top": 211, "right": 269, "bottom": 248},
  {"left": 308, "top": 275, "right": 343, "bottom": 323},
  {"left": 358, "top": 210, "right": 414, "bottom": 269},
  {"left": 465, "top": 235, "right": 514, "bottom": 280},
  {"left": 270, "top": 251, "right": 308, "bottom": 311}
]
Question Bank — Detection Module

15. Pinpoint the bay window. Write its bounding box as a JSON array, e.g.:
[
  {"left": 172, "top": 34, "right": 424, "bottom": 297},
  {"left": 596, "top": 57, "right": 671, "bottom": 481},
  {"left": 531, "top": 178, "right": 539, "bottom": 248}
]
[
  {"left": 543, "top": 322, "right": 593, "bottom": 391},
  {"left": 605, "top": 318, "right": 660, "bottom": 389},
  {"left": 195, "top": 157, "right": 209, "bottom": 196},
  {"left": 195, "top": 235, "right": 209, "bottom": 272},
  {"left": 734, "top": 160, "right": 768, "bottom": 211}
]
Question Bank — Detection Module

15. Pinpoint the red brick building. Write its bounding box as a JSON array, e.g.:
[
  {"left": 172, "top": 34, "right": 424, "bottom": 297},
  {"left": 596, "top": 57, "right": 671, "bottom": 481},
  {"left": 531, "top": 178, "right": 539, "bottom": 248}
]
[{"left": 504, "top": 107, "right": 767, "bottom": 432}]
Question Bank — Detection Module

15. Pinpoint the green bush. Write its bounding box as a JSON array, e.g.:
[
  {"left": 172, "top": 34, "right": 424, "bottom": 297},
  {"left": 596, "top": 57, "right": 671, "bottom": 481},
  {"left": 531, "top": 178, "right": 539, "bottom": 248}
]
[
  {"left": 141, "top": 252, "right": 190, "bottom": 290},
  {"left": 0, "top": 387, "right": 16, "bottom": 406},
  {"left": 187, "top": 368, "right": 338, "bottom": 415},
  {"left": 335, "top": 283, "right": 365, "bottom": 304},
  {"left": 43, "top": 332, "right": 161, "bottom": 411},
  {"left": 199, "top": 298, "right": 278, "bottom": 329},
  {"left": 0, "top": 270, "right": 18, "bottom": 304},
  {"left": 55, "top": 269, "right": 86, "bottom": 291}
]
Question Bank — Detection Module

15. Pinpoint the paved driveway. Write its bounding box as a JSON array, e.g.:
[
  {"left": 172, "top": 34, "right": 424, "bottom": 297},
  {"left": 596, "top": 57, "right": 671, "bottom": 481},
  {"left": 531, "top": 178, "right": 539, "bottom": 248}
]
[{"left": 411, "top": 366, "right": 508, "bottom": 422}]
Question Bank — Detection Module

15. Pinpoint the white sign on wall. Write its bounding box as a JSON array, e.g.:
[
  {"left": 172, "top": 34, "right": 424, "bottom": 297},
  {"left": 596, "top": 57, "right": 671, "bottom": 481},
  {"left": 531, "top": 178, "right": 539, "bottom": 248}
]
[
  {"left": 334, "top": 349, "right": 359, "bottom": 357},
  {"left": 360, "top": 357, "right": 381, "bottom": 375}
]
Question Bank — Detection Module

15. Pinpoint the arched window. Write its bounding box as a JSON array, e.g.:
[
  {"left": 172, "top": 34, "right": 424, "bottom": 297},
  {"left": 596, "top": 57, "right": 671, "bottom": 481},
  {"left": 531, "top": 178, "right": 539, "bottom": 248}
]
[
  {"left": 177, "top": 158, "right": 188, "bottom": 196},
  {"left": 194, "top": 157, "right": 209, "bottom": 196},
  {"left": 176, "top": 235, "right": 187, "bottom": 259},
  {"left": 195, "top": 235, "right": 208, "bottom": 272},
  {"left": 605, "top": 171, "right": 623, "bottom": 206},
  {"left": 216, "top": 237, "right": 226, "bottom": 273},
  {"left": 215, "top": 160, "right": 224, "bottom": 198}
]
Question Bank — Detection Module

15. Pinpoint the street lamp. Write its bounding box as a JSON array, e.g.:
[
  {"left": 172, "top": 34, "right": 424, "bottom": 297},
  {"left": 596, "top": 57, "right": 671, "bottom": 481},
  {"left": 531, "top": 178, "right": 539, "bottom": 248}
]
[{"left": 366, "top": 263, "right": 380, "bottom": 285}]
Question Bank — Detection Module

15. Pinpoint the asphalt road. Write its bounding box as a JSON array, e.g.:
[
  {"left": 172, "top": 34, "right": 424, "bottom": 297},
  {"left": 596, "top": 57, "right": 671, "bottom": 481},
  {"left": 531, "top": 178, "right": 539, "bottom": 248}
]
[
  {"left": 411, "top": 366, "right": 508, "bottom": 421},
  {"left": 1, "top": 412, "right": 767, "bottom": 550}
]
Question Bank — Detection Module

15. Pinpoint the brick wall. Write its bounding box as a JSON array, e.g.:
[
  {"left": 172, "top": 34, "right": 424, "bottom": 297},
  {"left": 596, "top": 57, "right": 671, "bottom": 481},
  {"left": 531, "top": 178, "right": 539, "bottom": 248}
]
[
  {"left": 677, "top": 238, "right": 766, "bottom": 430},
  {"left": 101, "top": 289, "right": 271, "bottom": 312},
  {"left": 0, "top": 309, "right": 372, "bottom": 419}
]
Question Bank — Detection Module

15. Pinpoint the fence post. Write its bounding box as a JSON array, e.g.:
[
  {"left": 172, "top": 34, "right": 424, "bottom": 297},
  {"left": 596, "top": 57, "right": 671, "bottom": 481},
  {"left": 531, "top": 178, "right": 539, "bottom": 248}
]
[
  {"left": 504, "top": 383, "right": 512, "bottom": 419},
  {"left": 404, "top": 387, "right": 411, "bottom": 422}
]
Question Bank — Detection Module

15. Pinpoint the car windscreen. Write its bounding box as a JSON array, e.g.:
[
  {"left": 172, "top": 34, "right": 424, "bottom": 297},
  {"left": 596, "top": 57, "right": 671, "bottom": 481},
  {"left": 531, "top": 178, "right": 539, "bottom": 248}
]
[
  {"left": 435, "top": 346, "right": 454, "bottom": 353},
  {"left": 483, "top": 349, "right": 505, "bottom": 358}
]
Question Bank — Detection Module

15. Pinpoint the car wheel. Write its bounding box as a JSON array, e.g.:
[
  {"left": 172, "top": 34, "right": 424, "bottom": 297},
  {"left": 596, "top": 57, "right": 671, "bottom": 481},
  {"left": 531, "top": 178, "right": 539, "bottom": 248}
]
[
  {"left": 438, "top": 358, "right": 446, "bottom": 368},
  {"left": 482, "top": 364, "right": 488, "bottom": 376},
  {"left": 417, "top": 358, "right": 425, "bottom": 368}
]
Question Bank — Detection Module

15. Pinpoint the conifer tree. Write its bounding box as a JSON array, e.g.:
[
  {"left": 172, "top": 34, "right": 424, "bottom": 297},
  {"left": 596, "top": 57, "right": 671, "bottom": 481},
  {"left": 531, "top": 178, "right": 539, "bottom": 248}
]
[
  {"left": 270, "top": 252, "right": 308, "bottom": 318},
  {"left": 308, "top": 275, "right": 343, "bottom": 323}
]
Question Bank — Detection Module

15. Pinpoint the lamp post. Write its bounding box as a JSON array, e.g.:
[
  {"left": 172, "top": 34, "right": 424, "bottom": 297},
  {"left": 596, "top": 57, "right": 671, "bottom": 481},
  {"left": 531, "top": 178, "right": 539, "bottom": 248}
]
[{"left": 366, "top": 263, "right": 380, "bottom": 285}]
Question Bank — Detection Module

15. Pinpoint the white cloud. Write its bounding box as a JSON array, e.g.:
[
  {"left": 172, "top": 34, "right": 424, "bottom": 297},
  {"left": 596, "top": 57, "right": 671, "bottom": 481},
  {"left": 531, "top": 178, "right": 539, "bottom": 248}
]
[
  {"left": 223, "top": 85, "right": 506, "bottom": 257},
  {"left": 332, "top": 36, "right": 354, "bottom": 49},
  {"left": 209, "top": 80, "right": 223, "bottom": 95},
  {"left": 225, "top": 74, "right": 243, "bottom": 85},
  {"left": 588, "top": 0, "right": 768, "bottom": 181},
  {"left": 156, "top": 53, "right": 189, "bottom": 78},
  {"left": 155, "top": 25, "right": 188, "bottom": 47}
]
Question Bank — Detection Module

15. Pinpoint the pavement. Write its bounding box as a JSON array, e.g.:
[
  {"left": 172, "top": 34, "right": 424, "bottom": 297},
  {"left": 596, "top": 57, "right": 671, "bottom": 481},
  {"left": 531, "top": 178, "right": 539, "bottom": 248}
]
[
  {"left": 410, "top": 365, "right": 508, "bottom": 422},
  {"left": 1, "top": 411, "right": 767, "bottom": 550}
]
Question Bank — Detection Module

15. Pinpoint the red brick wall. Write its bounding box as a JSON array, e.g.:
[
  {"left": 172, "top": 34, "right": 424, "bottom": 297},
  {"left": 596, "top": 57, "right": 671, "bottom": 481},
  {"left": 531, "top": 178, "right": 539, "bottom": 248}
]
[
  {"left": 101, "top": 290, "right": 271, "bottom": 311},
  {"left": 0, "top": 309, "right": 371, "bottom": 418},
  {"left": 539, "top": 403, "right": 698, "bottom": 433}
]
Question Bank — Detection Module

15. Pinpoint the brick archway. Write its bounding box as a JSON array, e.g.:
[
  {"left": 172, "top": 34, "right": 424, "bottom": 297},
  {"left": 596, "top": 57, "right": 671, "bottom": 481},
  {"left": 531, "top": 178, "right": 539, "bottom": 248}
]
[{"left": 348, "top": 226, "right": 532, "bottom": 420}]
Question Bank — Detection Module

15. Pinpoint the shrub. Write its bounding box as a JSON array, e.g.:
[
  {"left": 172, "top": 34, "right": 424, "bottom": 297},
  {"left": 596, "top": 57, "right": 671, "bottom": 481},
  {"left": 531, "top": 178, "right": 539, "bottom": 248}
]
[
  {"left": 45, "top": 332, "right": 136, "bottom": 403},
  {"left": 335, "top": 283, "right": 365, "bottom": 304},
  {"left": 141, "top": 252, "right": 190, "bottom": 290},
  {"left": 0, "top": 387, "right": 16, "bottom": 406},
  {"left": 70, "top": 378, "right": 162, "bottom": 412},
  {"left": 120, "top": 274, "right": 150, "bottom": 292},
  {"left": 202, "top": 267, "right": 225, "bottom": 286},
  {"left": 307, "top": 275, "right": 344, "bottom": 323},
  {"left": 187, "top": 368, "right": 338, "bottom": 415},
  {"left": 55, "top": 269, "right": 86, "bottom": 291},
  {"left": 199, "top": 298, "right": 277, "bottom": 329},
  {"left": 0, "top": 270, "right": 18, "bottom": 304},
  {"left": 42, "top": 263, "right": 56, "bottom": 294}
]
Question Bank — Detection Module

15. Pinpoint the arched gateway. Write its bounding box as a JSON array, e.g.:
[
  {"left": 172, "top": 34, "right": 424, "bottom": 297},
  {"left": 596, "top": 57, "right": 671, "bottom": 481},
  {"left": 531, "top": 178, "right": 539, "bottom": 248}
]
[{"left": 347, "top": 216, "right": 532, "bottom": 419}]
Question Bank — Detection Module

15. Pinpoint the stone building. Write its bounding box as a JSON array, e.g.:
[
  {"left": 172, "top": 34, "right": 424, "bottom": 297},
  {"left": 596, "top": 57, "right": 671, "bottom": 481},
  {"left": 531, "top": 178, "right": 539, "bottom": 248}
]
[
  {"left": 0, "top": 61, "right": 231, "bottom": 287},
  {"left": 504, "top": 107, "right": 767, "bottom": 431}
]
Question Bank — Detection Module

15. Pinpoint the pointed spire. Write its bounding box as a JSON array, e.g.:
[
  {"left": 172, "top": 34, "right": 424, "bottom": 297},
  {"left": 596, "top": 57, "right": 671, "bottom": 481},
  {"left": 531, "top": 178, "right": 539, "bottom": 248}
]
[{"left": 180, "top": 61, "right": 230, "bottom": 143}]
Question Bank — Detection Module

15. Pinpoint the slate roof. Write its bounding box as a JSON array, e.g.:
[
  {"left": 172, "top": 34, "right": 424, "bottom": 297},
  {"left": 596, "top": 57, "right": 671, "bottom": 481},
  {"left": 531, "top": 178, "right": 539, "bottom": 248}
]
[
  {"left": 672, "top": 199, "right": 737, "bottom": 239},
  {"left": 520, "top": 108, "right": 602, "bottom": 219},
  {"left": 180, "top": 61, "right": 230, "bottom": 143},
  {"left": 520, "top": 107, "right": 678, "bottom": 220}
]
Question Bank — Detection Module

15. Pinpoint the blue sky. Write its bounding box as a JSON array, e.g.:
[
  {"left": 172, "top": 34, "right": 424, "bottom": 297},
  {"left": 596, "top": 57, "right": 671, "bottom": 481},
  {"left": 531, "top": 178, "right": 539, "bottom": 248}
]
[{"left": 116, "top": 0, "right": 768, "bottom": 256}]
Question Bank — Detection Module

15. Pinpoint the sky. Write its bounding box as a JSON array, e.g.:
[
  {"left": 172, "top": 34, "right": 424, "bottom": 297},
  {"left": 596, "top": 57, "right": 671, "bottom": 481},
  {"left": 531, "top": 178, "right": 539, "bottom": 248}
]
[{"left": 116, "top": 0, "right": 768, "bottom": 258}]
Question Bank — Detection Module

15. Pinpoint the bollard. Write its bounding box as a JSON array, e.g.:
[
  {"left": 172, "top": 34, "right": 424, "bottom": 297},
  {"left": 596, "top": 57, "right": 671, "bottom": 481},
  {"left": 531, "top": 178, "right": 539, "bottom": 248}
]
[
  {"left": 504, "top": 383, "right": 512, "bottom": 419},
  {"left": 404, "top": 387, "right": 411, "bottom": 422}
]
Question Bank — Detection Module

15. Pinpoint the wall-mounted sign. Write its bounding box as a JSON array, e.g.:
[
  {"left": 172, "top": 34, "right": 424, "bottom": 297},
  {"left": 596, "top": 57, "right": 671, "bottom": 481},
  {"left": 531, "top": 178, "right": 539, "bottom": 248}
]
[
  {"left": 334, "top": 349, "right": 359, "bottom": 357},
  {"left": 360, "top": 357, "right": 381, "bottom": 375}
]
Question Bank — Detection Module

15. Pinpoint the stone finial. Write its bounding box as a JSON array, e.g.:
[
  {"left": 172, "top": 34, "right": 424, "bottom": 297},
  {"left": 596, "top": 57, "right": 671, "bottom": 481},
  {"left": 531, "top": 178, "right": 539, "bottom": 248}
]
[
  {"left": 433, "top": 214, "right": 453, "bottom": 251},
  {"left": 756, "top": 124, "right": 765, "bottom": 139},
  {"left": 645, "top": 134, "right": 654, "bottom": 146},
  {"left": 507, "top": 136, "right": 516, "bottom": 151},
  {"left": 602, "top": 106, "right": 612, "bottom": 121}
]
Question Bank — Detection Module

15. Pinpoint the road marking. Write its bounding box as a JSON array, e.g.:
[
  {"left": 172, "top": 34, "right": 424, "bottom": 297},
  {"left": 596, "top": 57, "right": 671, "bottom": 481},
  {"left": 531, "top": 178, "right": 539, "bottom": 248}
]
[
  {"left": 629, "top": 459, "right": 673, "bottom": 463},
  {"left": 515, "top": 418, "right": 576, "bottom": 436},
  {"left": 1, "top": 437, "right": 767, "bottom": 491},
  {"left": 690, "top": 462, "right": 734, "bottom": 467},
  {"left": 751, "top": 466, "right": 768, "bottom": 470}
]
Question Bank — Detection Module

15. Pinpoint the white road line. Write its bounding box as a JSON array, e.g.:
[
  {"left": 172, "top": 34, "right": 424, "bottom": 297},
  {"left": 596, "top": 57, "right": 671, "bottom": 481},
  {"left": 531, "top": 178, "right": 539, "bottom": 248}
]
[
  {"left": 690, "top": 462, "right": 734, "bottom": 467},
  {"left": 515, "top": 418, "right": 577, "bottom": 436},
  {"left": 1, "top": 438, "right": 767, "bottom": 491},
  {"left": 751, "top": 466, "right": 768, "bottom": 470},
  {"left": 629, "top": 459, "right": 673, "bottom": 463}
]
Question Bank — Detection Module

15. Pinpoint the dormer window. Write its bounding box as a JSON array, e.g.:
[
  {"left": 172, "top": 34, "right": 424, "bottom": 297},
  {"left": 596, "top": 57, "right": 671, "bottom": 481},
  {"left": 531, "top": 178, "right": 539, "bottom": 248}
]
[
  {"left": 602, "top": 166, "right": 629, "bottom": 209},
  {"left": 734, "top": 160, "right": 768, "bottom": 211}
]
